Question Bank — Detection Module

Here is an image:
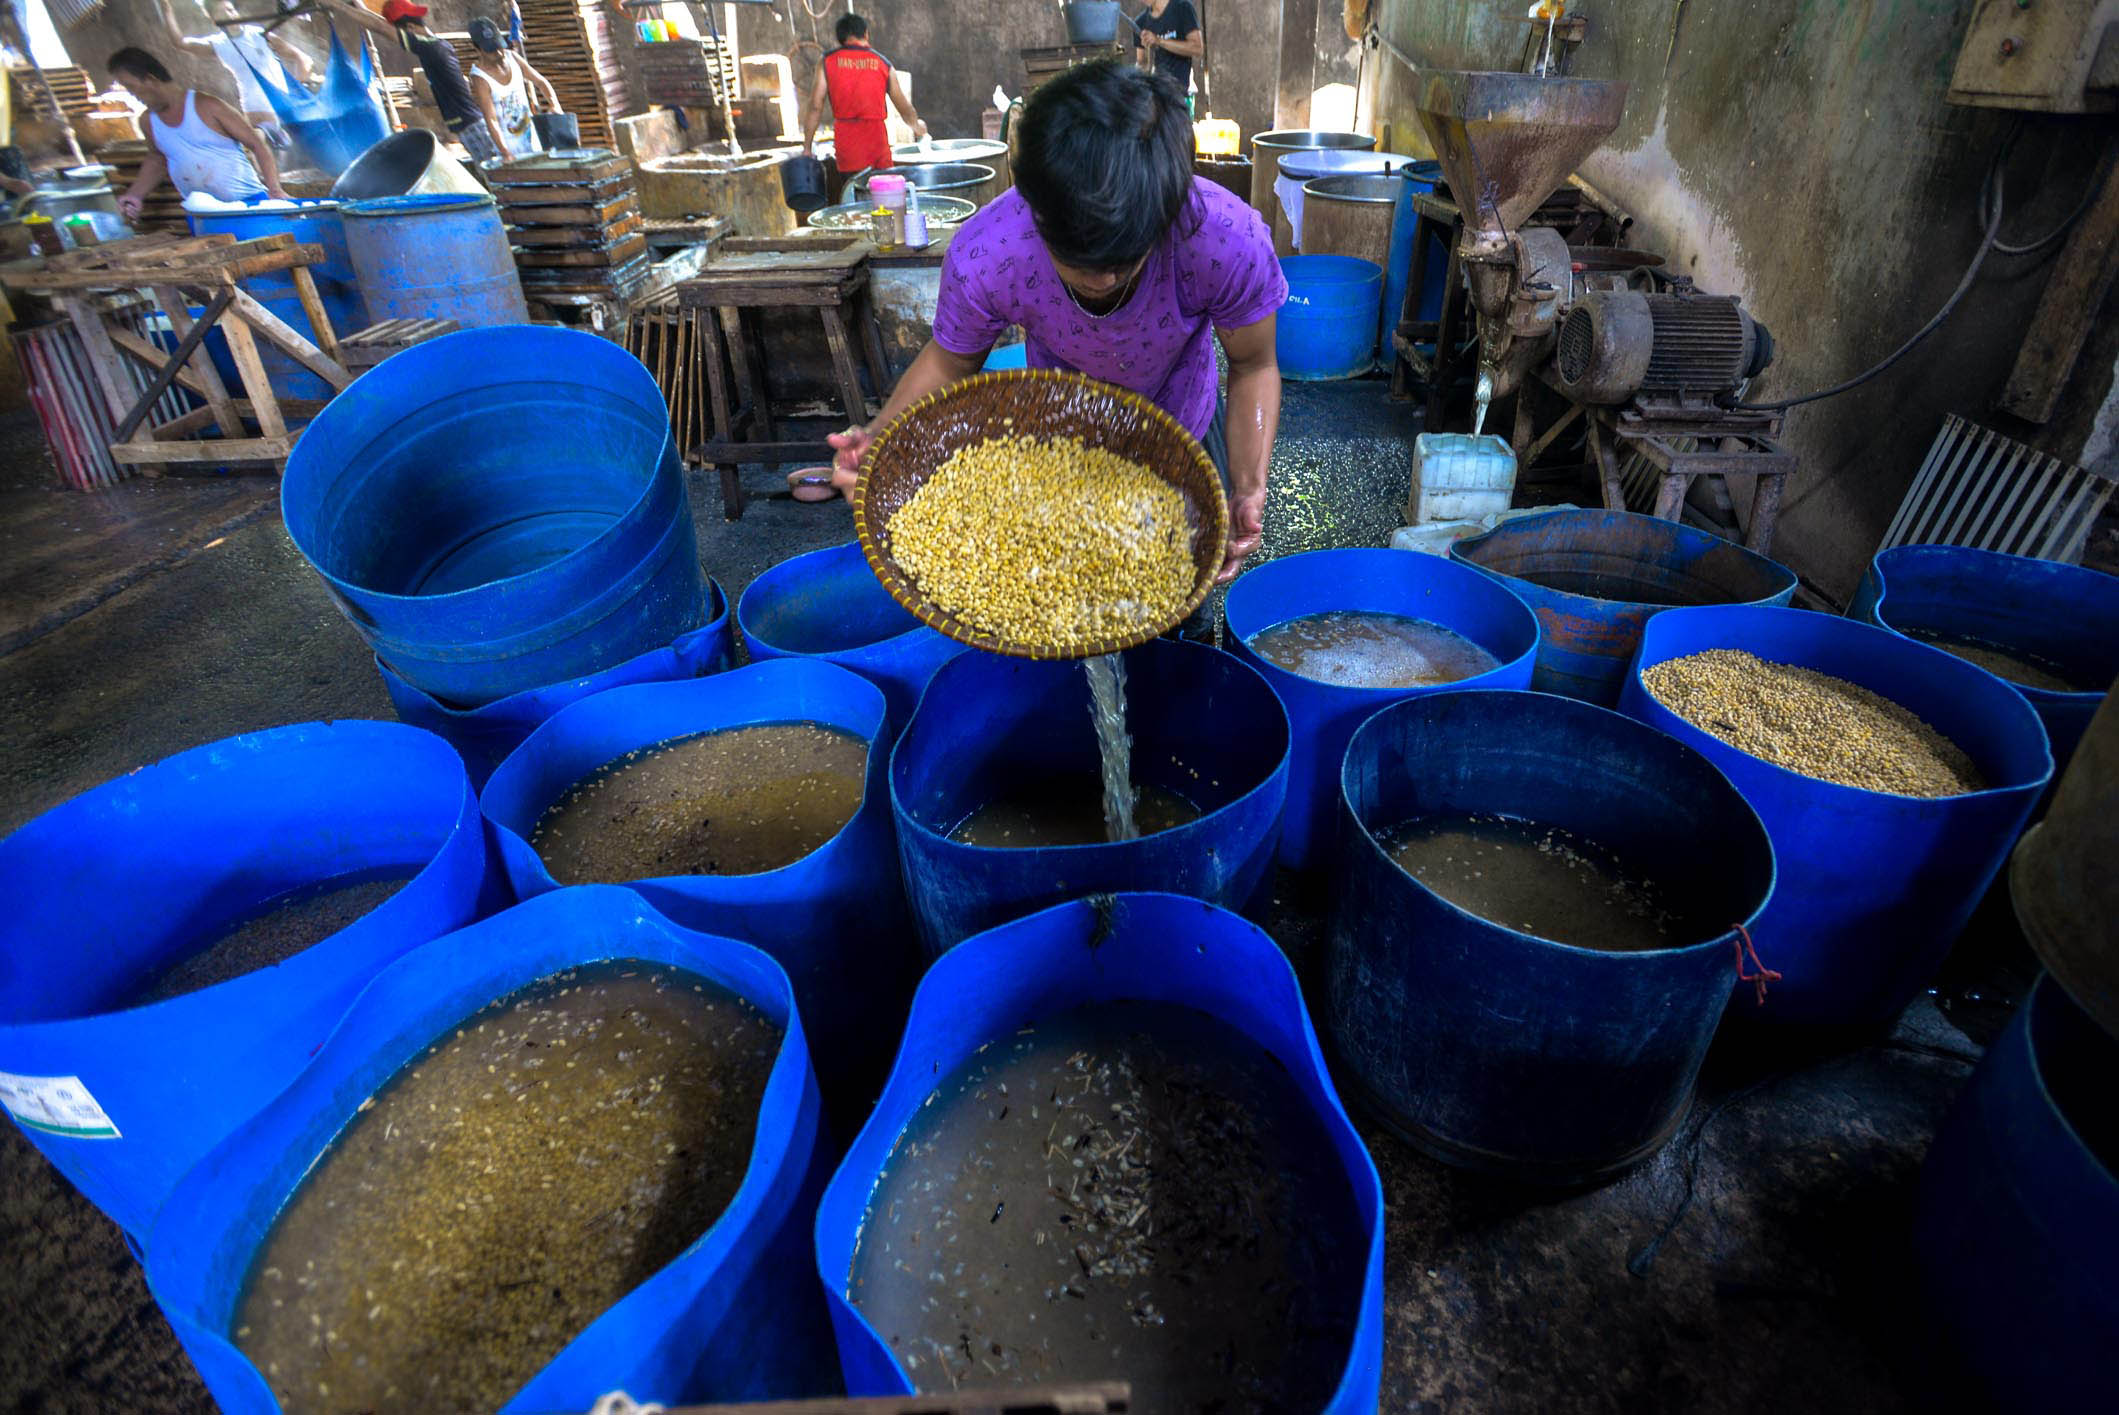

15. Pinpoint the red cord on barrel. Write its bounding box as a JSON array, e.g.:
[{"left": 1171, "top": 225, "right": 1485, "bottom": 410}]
[{"left": 1733, "top": 923, "right": 1780, "bottom": 1006}]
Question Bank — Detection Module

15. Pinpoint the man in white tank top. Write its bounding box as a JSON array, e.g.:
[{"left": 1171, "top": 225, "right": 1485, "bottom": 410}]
[
  {"left": 108, "top": 46, "right": 288, "bottom": 216},
  {"left": 154, "top": 0, "right": 315, "bottom": 149}
]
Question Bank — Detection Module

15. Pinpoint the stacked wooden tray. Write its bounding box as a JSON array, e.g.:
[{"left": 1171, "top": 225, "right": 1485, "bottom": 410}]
[
  {"left": 633, "top": 37, "right": 740, "bottom": 110},
  {"left": 488, "top": 149, "right": 650, "bottom": 297},
  {"left": 94, "top": 140, "right": 185, "bottom": 233},
  {"left": 9, "top": 65, "right": 94, "bottom": 123},
  {"left": 519, "top": 0, "right": 629, "bottom": 151},
  {"left": 1021, "top": 42, "right": 1128, "bottom": 94}
]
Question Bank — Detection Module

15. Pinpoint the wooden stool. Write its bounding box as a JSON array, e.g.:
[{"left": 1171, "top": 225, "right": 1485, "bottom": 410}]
[
  {"left": 1587, "top": 411, "right": 1797, "bottom": 555},
  {"left": 677, "top": 237, "right": 893, "bottom": 520}
]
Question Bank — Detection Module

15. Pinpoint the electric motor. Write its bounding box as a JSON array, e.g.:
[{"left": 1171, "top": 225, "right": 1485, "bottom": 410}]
[{"left": 1554, "top": 290, "right": 1774, "bottom": 406}]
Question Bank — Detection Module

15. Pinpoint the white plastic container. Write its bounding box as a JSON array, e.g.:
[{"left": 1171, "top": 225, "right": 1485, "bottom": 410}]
[{"left": 1409, "top": 432, "right": 1518, "bottom": 523}]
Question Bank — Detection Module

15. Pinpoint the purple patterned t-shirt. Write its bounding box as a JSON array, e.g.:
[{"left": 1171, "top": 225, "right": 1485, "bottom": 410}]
[{"left": 930, "top": 178, "right": 1288, "bottom": 438}]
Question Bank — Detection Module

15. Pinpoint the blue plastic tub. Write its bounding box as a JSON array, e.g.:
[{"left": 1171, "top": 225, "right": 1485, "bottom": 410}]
[
  {"left": 380, "top": 579, "right": 732, "bottom": 790},
  {"left": 1452, "top": 509, "right": 1800, "bottom": 705},
  {"left": 0, "top": 721, "right": 489, "bottom": 1240},
  {"left": 1850, "top": 544, "right": 2119, "bottom": 779},
  {"left": 890, "top": 636, "right": 1289, "bottom": 957},
  {"left": 143, "top": 886, "right": 837, "bottom": 1413},
  {"left": 481, "top": 659, "right": 916, "bottom": 1124},
  {"left": 339, "top": 193, "right": 529, "bottom": 328},
  {"left": 282, "top": 325, "right": 707, "bottom": 708},
  {"left": 737, "top": 542, "right": 963, "bottom": 730},
  {"left": 1386, "top": 161, "right": 1445, "bottom": 352},
  {"left": 188, "top": 202, "right": 366, "bottom": 403},
  {"left": 1224, "top": 547, "right": 1541, "bottom": 871},
  {"left": 1914, "top": 975, "right": 2118, "bottom": 1413},
  {"left": 814, "top": 892, "right": 1385, "bottom": 1410},
  {"left": 1278, "top": 255, "right": 1385, "bottom": 380},
  {"left": 1619, "top": 606, "right": 2052, "bottom": 1029},
  {"left": 1329, "top": 690, "right": 1775, "bottom": 1183}
]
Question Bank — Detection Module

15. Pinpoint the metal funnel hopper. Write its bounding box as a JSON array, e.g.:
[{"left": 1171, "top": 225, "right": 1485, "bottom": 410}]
[{"left": 1412, "top": 70, "right": 1629, "bottom": 243}]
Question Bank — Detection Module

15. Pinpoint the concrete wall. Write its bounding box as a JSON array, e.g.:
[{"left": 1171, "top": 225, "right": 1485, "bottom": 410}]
[{"left": 1367, "top": 0, "right": 2105, "bottom": 599}]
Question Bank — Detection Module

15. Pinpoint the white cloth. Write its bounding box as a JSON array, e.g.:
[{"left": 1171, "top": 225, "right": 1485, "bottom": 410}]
[
  {"left": 472, "top": 56, "right": 543, "bottom": 160},
  {"left": 203, "top": 27, "right": 288, "bottom": 116},
  {"left": 147, "top": 90, "right": 267, "bottom": 201}
]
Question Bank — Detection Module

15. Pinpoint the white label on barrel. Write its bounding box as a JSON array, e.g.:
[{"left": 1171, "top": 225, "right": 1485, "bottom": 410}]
[{"left": 0, "top": 1071, "right": 120, "bottom": 1139}]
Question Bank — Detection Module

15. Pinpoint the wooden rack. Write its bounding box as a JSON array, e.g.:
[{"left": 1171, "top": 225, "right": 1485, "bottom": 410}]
[
  {"left": 488, "top": 149, "right": 651, "bottom": 302},
  {"left": 634, "top": 36, "right": 741, "bottom": 109},
  {"left": 520, "top": 0, "right": 630, "bottom": 150},
  {"left": 0, "top": 232, "right": 351, "bottom": 474},
  {"left": 92, "top": 141, "right": 187, "bottom": 234}
]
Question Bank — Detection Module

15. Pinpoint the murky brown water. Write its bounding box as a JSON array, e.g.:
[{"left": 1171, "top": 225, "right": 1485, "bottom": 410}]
[
  {"left": 1908, "top": 630, "right": 2086, "bottom": 694},
  {"left": 235, "top": 962, "right": 781, "bottom": 1415},
  {"left": 127, "top": 872, "right": 415, "bottom": 1008},
  {"left": 532, "top": 723, "right": 867, "bottom": 881},
  {"left": 951, "top": 780, "right": 1201, "bottom": 848},
  {"left": 849, "top": 1000, "right": 1365, "bottom": 1413},
  {"left": 1383, "top": 813, "right": 1682, "bottom": 952},
  {"left": 1248, "top": 610, "right": 1499, "bottom": 689}
]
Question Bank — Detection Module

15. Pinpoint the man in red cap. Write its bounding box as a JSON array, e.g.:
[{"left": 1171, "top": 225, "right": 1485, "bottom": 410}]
[
  {"left": 329, "top": 0, "right": 497, "bottom": 162},
  {"left": 802, "top": 13, "right": 925, "bottom": 185}
]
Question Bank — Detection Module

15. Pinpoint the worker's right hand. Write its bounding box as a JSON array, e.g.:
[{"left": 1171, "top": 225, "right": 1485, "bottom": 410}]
[
  {"left": 827, "top": 424, "right": 873, "bottom": 494},
  {"left": 117, "top": 193, "right": 143, "bottom": 221}
]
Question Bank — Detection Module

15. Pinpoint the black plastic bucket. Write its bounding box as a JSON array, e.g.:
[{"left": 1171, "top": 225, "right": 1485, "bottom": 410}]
[{"left": 779, "top": 154, "right": 829, "bottom": 214}]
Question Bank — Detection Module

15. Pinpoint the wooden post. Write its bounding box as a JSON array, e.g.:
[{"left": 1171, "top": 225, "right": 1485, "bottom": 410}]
[{"left": 154, "top": 285, "right": 244, "bottom": 439}]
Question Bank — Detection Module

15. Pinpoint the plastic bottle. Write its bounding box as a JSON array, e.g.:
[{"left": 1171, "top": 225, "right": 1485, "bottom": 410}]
[
  {"left": 868, "top": 172, "right": 909, "bottom": 248},
  {"left": 904, "top": 189, "right": 929, "bottom": 249}
]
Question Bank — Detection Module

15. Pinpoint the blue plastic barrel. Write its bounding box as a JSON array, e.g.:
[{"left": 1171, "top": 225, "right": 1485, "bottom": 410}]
[
  {"left": 1386, "top": 162, "right": 1445, "bottom": 353},
  {"left": 381, "top": 579, "right": 732, "bottom": 790},
  {"left": 890, "top": 636, "right": 1289, "bottom": 957},
  {"left": 481, "top": 659, "right": 916, "bottom": 1125},
  {"left": 281, "top": 325, "right": 708, "bottom": 708},
  {"left": 1619, "top": 606, "right": 2052, "bottom": 1029},
  {"left": 0, "top": 721, "right": 489, "bottom": 1240},
  {"left": 188, "top": 201, "right": 367, "bottom": 403},
  {"left": 1850, "top": 544, "right": 2119, "bottom": 779},
  {"left": 1330, "top": 690, "right": 1775, "bottom": 1183},
  {"left": 339, "top": 193, "right": 529, "bottom": 328},
  {"left": 143, "top": 886, "right": 837, "bottom": 1413},
  {"left": 1452, "top": 509, "right": 1800, "bottom": 705},
  {"left": 814, "top": 892, "right": 1385, "bottom": 1409},
  {"left": 1225, "top": 547, "right": 1541, "bottom": 871},
  {"left": 1278, "top": 255, "right": 1385, "bottom": 380},
  {"left": 737, "top": 541, "right": 964, "bottom": 730},
  {"left": 1913, "top": 975, "right": 2118, "bottom": 1413},
  {"left": 982, "top": 342, "right": 1028, "bottom": 370}
]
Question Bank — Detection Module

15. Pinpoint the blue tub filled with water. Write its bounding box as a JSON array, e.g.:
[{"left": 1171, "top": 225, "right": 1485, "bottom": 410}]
[
  {"left": 1225, "top": 547, "right": 1540, "bottom": 871},
  {"left": 1330, "top": 689, "right": 1775, "bottom": 1183},
  {"left": 814, "top": 893, "right": 1385, "bottom": 1411},
  {"left": 0, "top": 721, "right": 489, "bottom": 1240},
  {"left": 481, "top": 658, "right": 916, "bottom": 1123},
  {"left": 738, "top": 541, "right": 963, "bottom": 730},
  {"left": 144, "top": 886, "right": 837, "bottom": 1412},
  {"left": 889, "top": 636, "right": 1289, "bottom": 956},
  {"left": 281, "top": 325, "right": 707, "bottom": 708},
  {"left": 1850, "top": 543, "right": 2119, "bottom": 778},
  {"left": 1452, "top": 509, "right": 1799, "bottom": 705},
  {"left": 1620, "top": 605, "right": 2052, "bottom": 1029}
]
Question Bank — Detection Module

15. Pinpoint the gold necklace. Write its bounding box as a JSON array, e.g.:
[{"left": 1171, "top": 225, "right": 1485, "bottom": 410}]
[{"left": 1065, "top": 261, "right": 1144, "bottom": 319}]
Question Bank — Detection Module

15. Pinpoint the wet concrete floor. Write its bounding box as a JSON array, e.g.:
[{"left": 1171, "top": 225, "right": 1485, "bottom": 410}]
[{"left": 0, "top": 386, "right": 2011, "bottom": 1411}]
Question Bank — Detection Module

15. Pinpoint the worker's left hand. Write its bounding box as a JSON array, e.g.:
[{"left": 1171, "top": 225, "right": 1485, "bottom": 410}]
[
  {"left": 1217, "top": 489, "right": 1264, "bottom": 583},
  {"left": 827, "top": 424, "right": 874, "bottom": 494},
  {"left": 1141, "top": 30, "right": 1159, "bottom": 48},
  {"left": 117, "top": 192, "right": 144, "bottom": 221}
]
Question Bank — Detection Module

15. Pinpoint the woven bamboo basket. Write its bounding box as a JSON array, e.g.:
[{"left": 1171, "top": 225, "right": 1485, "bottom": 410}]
[{"left": 853, "top": 369, "right": 1229, "bottom": 659}]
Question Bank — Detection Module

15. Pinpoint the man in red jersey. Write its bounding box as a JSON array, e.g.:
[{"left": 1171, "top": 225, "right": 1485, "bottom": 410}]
[{"left": 802, "top": 12, "right": 926, "bottom": 182}]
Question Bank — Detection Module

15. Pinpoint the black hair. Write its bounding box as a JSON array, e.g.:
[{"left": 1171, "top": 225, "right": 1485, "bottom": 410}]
[
  {"left": 1015, "top": 62, "right": 1195, "bottom": 271},
  {"left": 106, "top": 47, "right": 172, "bottom": 84},
  {"left": 835, "top": 13, "right": 868, "bottom": 44}
]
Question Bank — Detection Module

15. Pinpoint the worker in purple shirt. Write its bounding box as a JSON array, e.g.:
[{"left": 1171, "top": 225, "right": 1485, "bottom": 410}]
[{"left": 829, "top": 62, "right": 1283, "bottom": 598}]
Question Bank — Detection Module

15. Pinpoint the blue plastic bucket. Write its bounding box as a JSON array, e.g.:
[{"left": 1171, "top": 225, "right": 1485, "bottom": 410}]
[
  {"left": 1224, "top": 547, "right": 1541, "bottom": 871},
  {"left": 737, "top": 542, "right": 963, "bottom": 731},
  {"left": 1850, "top": 544, "right": 2119, "bottom": 779},
  {"left": 1278, "top": 255, "right": 1385, "bottom": 380},
  {"left": 1452, "top": 509, "right": 1800, "bottom": 705},
  {"left": 1330, "top": 690, "right": 1775, "bottom": 1183},
  {"left": 380, "top": 579, "right": 732, "bottom": 790},
  {"left": 0, "top": 721, "right": 489, "bottom": 1240},
  {"left": 481, "top": 659, "right": 916, "bottom": 1123},
  {"left": 339, "top": 192, "right": 529, "bottom": 328},
  {"left": 282, "top": 325, "right": 708, "bottom": 708},
  {"left": 1386, "top": 162, "right": 1445, "bottom": 352},
  {"left": 1619, "top": 606, "right": 2052, "bottom": 1029},
  {"left": 1914, "top": 975, "right": 2118, "bottom": 1413},
  {"left": 982, "top": 342, "right": 1028, "bottom": 371},
  {"left": 187, "top": 201, "right": 367, "bottom": 403},
  {"left": 143, "top": 886, "right": 837, "bottom": 1413},
  {"left": 890, "top": 636, "right": 1290, "bottom": 957},
  {"left": 814, "top": 892, "right": 1385, "bottom": 1409}
]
